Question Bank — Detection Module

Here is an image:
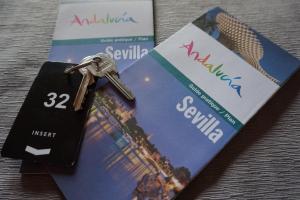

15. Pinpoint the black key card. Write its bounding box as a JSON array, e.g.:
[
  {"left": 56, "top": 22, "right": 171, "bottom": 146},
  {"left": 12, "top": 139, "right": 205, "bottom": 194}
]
[{"left": 1, "top": 62, "right": 95, "bottom": 167}]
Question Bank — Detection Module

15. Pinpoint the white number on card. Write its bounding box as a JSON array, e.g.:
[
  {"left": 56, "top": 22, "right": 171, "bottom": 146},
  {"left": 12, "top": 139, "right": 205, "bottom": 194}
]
[{"left": 44, "top": 92, "right": 70, "bottom": 109}]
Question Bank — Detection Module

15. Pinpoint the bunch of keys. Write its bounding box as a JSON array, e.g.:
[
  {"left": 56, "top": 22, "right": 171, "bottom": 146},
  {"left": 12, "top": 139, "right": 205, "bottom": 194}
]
[
  {"left": 1, "top": 53, "right": 135, "bottom": 167},
  {"left": 65, "top": 53, "right": 135, "bottom": 111}
]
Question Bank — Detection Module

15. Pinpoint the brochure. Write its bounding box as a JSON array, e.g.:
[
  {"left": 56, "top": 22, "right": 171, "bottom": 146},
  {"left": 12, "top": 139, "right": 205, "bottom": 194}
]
[
  {"left": 53, "top": 7, "right": 299, "bottom": 200},
  {"left": 20, "top": 0, "right": 154, "bottom": 173}
]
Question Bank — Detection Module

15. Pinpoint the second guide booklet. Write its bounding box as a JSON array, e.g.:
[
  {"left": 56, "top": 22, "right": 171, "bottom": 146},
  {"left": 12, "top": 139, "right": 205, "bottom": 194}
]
[{"left": 52, "top": 7, "right": 299, "bottom": 200}]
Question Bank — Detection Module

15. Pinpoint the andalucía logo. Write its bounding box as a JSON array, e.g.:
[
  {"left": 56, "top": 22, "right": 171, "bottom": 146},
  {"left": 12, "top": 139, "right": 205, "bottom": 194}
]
[
  {"left": 180, "top": 40, "right": 242, "bottom": 97},
  {"left": 71, "top": 12, "right": 137, "bottom": 26}
]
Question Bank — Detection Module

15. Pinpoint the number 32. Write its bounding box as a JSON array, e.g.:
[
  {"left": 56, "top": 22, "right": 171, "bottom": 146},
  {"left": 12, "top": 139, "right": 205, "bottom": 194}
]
[{"left": 44, "top": 92, "right": 70, "bottom": 109}]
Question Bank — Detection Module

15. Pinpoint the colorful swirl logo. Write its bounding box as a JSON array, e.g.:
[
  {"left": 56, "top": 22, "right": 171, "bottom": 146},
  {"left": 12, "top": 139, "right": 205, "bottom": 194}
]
[
  {"left": 180, "top": 40, "right": 243, "bottom": 98},
  {"left": 70, "top": 12, "right": 137, "bottom": 26}
]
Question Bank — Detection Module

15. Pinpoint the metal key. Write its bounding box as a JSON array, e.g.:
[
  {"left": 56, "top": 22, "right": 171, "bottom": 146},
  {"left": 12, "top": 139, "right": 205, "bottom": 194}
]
[
  {"left": 85, "top": 53, "right": 135, "bottom": 101},
  {"left": 64, "top": 56, "right": 101, "bottom": 111},
  {"left": 73, "top": 68, "right": 95, "bottom": 111}
]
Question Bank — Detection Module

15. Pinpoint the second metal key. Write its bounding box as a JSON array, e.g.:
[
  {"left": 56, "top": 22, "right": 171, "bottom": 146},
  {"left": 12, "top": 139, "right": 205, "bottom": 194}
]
[{"left": 85, "top": 53, "right": 135, "bottom": 101}]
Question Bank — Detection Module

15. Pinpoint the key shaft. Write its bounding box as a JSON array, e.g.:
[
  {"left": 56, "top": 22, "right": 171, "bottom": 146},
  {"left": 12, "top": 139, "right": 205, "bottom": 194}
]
[
  {"left": 73, "top": 68, "right": 94, "bottom": 111},
  {"left": 105, "top": 72, "right": 135, "bottom": 100}
]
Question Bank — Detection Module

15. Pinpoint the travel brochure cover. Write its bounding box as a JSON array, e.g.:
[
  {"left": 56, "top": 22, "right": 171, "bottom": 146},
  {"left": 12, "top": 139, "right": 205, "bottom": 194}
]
[{"left": 53, "top": 7, "right": 299, "bottom": 200}]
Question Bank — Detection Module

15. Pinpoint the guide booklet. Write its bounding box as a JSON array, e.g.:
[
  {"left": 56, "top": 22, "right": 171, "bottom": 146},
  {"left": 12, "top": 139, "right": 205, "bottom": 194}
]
[
  {"left": 53, "top": 7, "right": 299, "bottom": 200},
  {"left": 20, "top": 0, "right": 154, "bottom": 173}
]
